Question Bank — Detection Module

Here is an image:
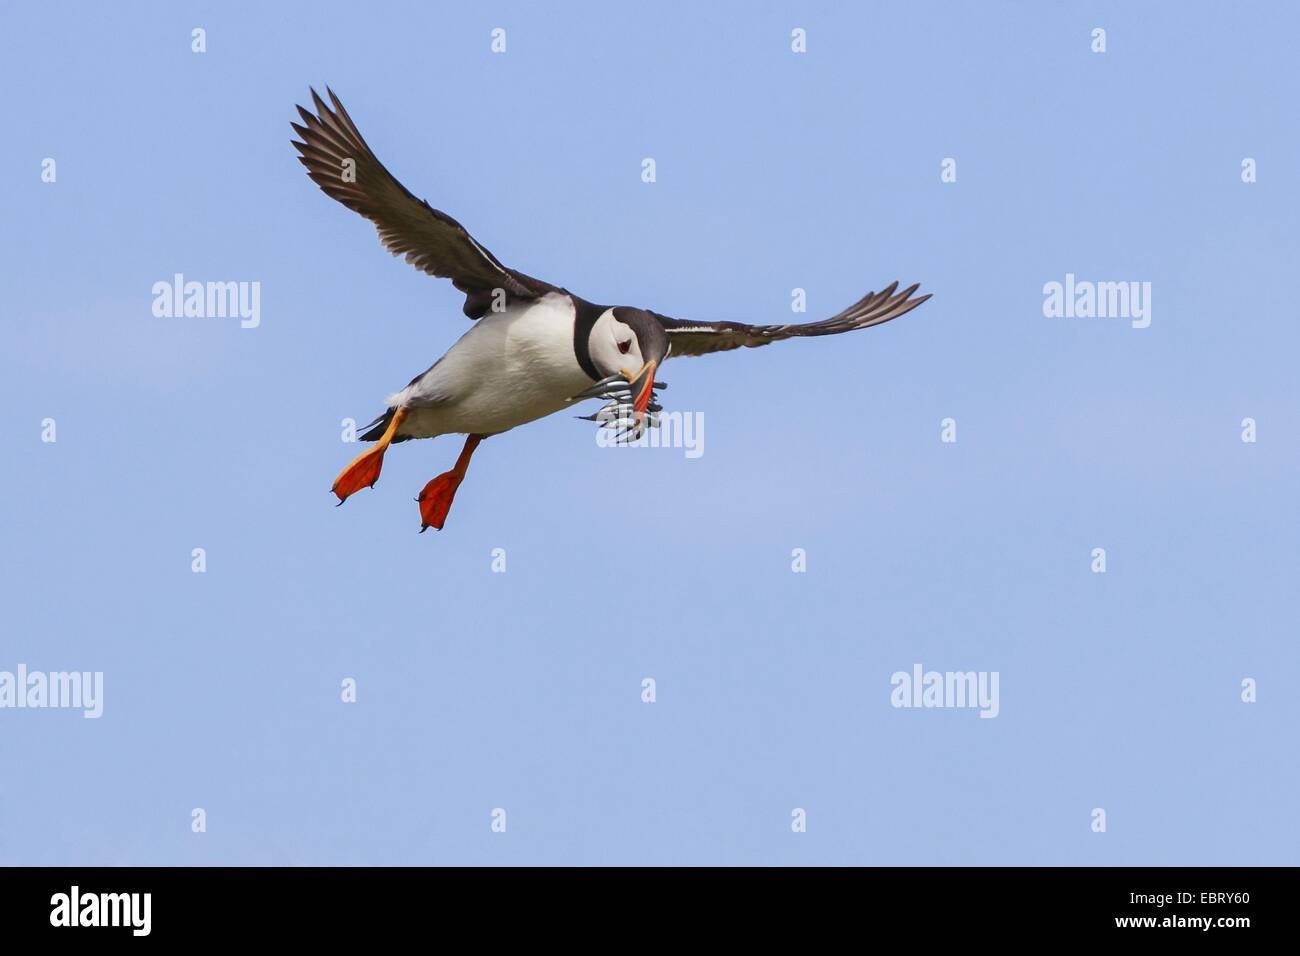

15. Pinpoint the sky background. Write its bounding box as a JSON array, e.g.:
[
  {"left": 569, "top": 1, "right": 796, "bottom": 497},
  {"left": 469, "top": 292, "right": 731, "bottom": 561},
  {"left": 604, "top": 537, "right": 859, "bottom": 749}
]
[{"left": 2, "top": 1, "right": 1297, "bottom": 865}]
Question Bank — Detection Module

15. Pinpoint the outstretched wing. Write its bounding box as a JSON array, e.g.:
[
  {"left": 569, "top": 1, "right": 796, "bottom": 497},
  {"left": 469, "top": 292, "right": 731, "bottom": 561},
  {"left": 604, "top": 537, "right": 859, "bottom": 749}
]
[
  {"left": 655, "top": 282, "right": 930, "bottom": 358},
  {"left": 291, "top": 87, "right": 554, "bottom": 316}
]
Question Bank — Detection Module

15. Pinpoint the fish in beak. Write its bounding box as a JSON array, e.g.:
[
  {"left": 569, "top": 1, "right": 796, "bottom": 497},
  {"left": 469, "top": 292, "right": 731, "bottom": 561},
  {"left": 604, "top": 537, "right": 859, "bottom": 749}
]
[
  {"left": 571, "top": 363, "right": 664, "bottom": 409},
  {"left": 571, "top": 364, "right": 666, "bottom": 442}
]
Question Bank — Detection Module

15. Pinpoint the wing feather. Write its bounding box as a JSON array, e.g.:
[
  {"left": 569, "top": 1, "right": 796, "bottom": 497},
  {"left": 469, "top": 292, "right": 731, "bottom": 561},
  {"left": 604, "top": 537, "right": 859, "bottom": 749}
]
[
  {"left": 656, "top": 282, "right": 930, "bottom": 358},
  {"left": 291, "top": 87, "right": 554, "bottom": 310}
]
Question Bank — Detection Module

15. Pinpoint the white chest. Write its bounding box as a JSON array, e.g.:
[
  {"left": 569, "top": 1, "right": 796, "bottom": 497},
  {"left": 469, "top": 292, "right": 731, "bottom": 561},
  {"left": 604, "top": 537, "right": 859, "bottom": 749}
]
[{"left": 394, "top": 293, "right": 594, "bottom": 436}]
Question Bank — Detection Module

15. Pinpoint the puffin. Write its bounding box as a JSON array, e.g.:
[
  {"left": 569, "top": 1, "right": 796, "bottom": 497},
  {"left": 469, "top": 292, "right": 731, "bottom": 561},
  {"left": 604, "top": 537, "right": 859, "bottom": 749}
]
[{"left": 292, "top": 88, "right": 931, "bottom": 531}]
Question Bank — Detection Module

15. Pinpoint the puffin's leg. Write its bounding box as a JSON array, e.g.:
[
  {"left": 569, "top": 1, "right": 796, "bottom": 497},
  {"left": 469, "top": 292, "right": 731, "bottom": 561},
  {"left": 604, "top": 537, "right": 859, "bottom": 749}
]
[
  {"left": 416, "top": 434, "right": 484, "bottom": 532},
  {"left": 331, "top": 408, "right": 408, "bottom": 504}
]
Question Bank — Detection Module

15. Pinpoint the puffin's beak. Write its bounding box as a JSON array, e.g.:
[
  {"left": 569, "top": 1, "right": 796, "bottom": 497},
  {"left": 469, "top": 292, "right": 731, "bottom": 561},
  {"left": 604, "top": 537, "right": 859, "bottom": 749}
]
[
  {"left": 569, "top": 362, "right": 665, "bottom": 440},
  {"left": 627, "top": 360, "right": 658, "bottom": 421}
]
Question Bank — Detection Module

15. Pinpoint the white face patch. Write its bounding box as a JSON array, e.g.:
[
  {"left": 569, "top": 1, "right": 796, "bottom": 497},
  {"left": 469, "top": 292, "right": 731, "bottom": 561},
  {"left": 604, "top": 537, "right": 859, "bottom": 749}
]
[{"left": 589, "top": 309, "right": 646, "bottom": 377}]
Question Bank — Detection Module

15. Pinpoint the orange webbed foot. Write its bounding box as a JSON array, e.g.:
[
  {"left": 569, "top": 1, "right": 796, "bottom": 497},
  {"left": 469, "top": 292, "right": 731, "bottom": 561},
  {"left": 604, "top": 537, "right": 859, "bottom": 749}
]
[
  {"left": 331, "top": 447, "right": 386, "bottom": 503},
  {"left": 417, "top": 471, "right": 465, "bottom": 531},
  {"left": 415, "top": 434, "right": 483, "bottom": 532},
  {"left": 330, "top": 408, "right": 407, "bottom": 505}
]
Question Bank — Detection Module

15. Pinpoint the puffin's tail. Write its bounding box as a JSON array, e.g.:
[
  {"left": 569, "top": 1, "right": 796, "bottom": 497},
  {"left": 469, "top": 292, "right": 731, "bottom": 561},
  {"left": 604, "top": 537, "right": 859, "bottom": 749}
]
[{"left": 358, "top": 408, "right": 412, "bottom": 443}]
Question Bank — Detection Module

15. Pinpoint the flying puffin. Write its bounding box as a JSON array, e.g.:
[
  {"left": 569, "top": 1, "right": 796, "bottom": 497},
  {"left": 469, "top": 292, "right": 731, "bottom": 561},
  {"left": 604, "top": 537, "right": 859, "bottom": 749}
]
[{"left": 292, "top": 88, "right": 931, "bottom": 531}]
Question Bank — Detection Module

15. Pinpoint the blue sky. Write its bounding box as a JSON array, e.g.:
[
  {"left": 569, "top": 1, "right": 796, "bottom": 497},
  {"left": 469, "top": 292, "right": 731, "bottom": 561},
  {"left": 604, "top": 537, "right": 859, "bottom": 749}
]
[{"left": 2, "top": 1, "right": 1297, "bottom": 865}]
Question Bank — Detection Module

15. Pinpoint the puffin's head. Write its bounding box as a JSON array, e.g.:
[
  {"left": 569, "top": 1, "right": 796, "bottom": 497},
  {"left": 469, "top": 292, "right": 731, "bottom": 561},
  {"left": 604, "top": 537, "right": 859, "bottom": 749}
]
[{"left": 585, "top": 307, "right": 669, "bottom": 418}]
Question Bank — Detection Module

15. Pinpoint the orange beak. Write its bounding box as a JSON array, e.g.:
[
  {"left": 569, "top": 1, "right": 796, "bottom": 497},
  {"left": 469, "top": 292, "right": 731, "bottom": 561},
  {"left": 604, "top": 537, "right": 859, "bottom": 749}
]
[{"left": 628, "top": 360, "right": 658, "bottom": 422}]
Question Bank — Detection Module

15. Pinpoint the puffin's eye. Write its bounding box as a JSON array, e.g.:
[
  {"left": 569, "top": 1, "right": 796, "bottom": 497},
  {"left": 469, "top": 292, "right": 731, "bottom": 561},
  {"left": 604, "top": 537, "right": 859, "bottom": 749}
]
[{"left": 618, "top": 339, "right": 631, "bottom": 354}]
